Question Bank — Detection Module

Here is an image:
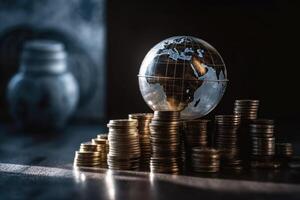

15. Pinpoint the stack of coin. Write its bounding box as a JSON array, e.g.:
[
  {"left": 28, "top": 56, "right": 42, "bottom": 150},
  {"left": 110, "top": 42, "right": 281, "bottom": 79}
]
[
  {"left": 276, "top": 142, "right": 293, "bottom": 166},
  {"left": 150, "top": 111, "right": 182, "bottom": 174},
  {"left": 183, "top": 119, "right": 209, "bottom": 170},
  {"left": 184, "top": 119, "right": 209, "bottom": 147},
  {"left": 191, "top": 147, "right": 220, "bottom": 173},
  {"left": 234, "top": 100, "right": 260, "bottom": 167},
  {"left": 234, "top": 100, "right": 260, "bottom": 121},
  {"left": 214, "top": 115, "right": 242, "bottom": 170},
  {"left": 74, "top": 142, "right": 106, "bottom": 168},
  {"left": 96, "top": 134, "right": 109, "bottom": 153},
  {"left": 107, "top": 119, "right": 141, "bottom": 170},
  {"left": 250, "top": 119, "right": 280, "bottom": 169},
  {"left": 129, "top": 113, "right": 153, "bottom": 171},
  {"left": 92, "top": 135, "right": 109, "bottom": 168}
]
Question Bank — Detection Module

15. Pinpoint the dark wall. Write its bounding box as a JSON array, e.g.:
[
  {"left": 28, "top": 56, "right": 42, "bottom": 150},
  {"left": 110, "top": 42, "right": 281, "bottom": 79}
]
[{"left": 107, "top": 0, "right": 300, "bottom": 120}]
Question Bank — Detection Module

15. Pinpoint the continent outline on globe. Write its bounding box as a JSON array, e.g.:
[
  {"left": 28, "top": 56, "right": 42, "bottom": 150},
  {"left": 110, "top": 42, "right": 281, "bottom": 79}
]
[{"left": 138, "top": 36, "right": 228, "bottom": 119}]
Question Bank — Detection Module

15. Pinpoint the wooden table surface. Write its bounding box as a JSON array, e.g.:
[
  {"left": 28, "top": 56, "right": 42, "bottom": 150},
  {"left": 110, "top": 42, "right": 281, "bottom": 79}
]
[{"left": 0, "top": 123, "right": 300, "bottom": 200}]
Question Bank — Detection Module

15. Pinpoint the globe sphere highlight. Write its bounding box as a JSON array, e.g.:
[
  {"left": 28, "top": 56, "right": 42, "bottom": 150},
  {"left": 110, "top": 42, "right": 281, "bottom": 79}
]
[{"left": 138, "top": 36, "right": 228, "bottom": 119}]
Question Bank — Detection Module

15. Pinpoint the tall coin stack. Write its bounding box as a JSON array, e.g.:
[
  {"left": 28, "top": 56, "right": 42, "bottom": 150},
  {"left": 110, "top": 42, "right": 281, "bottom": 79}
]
[
  {"left": 214, "top": 115, "right": 242, "bottom": 170},
  {"left": 234, "top": 99, "right": 260, "bottom": 167},
  {"left": 276, "top": 143, "right": 293, "bottom": 167},
  {"left": 150, "top": 111, "right": 182, "bottom": 174},
  {"left": 250, "top": 119, "right": 280, "bottom": 169},
  {"left": 107, "top": 119, "right": 141, "bottom": 170},
  {"left": 74, "top": 140, "right": 108, "bottom": 168},
  {"left": 183, "top": 119, "right": 209, "bottom": 170},
  {"left": 129, "top": 113, "right": 153, "bottom": 171},
  {"left": 191, "top": 147, "right": 220, "bottom": 173}
]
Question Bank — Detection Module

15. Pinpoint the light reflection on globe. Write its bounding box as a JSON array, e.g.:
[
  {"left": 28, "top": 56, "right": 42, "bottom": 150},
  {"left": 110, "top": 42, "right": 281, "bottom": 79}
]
[{"left": 138, "top": 36, "right": 228, "bottom": 119}]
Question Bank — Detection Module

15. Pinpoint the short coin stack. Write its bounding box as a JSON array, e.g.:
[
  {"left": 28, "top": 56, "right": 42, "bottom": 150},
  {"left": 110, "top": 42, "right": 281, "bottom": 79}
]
[
  {"left": 128, "top": 113, "right": 153, "bottom": 171},
  {"left": 74, "top": 140, "right": 108, "bottom": 168},
  {"left": 276, "top": 143, "right": 293, "bottom": 166},
  {"left": 250, "top": 119, "right": 280, "bottom": 169},
  {"left": 150, "top": 111, "right": 182, "bottom": 174},
  {"left": 183, "top": 119, "right": 209, "bottom": 170},
  {"left": 234, "top": 99, "right": 260, "bottom": 167},
  {"left": 107, "top": 119, "right": 141, "bottom": 170},
  {"left": 97, "top": 133, "right": 108, "bottom": 140},
  {"left": 191, "top": 147, "right": 220, "bottom": 173},
  {"left": 92, "top": 134, "right": 109, "bottom": 168},
  {"left": 215, "top": 115, "right": 242, "bottom": 170}
]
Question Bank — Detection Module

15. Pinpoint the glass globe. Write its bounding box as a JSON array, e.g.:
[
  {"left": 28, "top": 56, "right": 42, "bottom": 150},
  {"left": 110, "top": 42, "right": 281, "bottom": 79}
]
[{"left": 138, "top": 36, "right": 228, "bottom": 119}]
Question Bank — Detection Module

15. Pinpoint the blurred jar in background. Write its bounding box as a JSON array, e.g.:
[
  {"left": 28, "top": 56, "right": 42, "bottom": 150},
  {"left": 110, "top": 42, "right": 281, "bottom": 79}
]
[{"left": 7, "top": 40, "right": 79, "bottom": 131}]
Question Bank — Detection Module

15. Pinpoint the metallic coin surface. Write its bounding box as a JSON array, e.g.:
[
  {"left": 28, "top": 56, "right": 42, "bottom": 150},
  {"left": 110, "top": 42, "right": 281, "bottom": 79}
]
[{"left": 149, "top": 111, "right": 183, "bottom": 174}]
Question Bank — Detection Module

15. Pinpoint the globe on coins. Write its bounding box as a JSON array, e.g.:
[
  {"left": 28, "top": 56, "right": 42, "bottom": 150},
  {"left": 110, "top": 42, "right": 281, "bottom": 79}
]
[{"left": 138, "top": 36, "right": 228, "bottom": 119}]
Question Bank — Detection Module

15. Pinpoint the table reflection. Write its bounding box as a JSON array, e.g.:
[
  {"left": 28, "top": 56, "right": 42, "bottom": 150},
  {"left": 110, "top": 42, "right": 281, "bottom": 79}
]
[{"left": 105, "top": 170, "right": 116, "bottom": 200}]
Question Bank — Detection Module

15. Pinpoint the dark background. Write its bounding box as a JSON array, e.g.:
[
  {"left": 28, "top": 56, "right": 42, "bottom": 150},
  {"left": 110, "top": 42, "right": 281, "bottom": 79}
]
[
  {"left": 107, "top": 0, "right": 300, "bottom": 121},
  {"left": 0, "top": 0, "right": 299, "bottom": 124}
]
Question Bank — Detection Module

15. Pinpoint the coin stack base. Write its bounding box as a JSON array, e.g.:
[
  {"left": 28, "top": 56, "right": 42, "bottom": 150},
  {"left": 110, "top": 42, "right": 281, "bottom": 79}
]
[
  {"left": 73, "top": 134, "right": 109, "bottom": 169},
  {"left": 288, "top": 156, "right": 300, "bottom": 169},
  {"left": 74, "top": 150, "right": 103, "bottom": 168},
  {"left": 191, "top": 147, "right": 220, "bottom": 173},
  {"left": 276, "top": 142, "right": 293, "bottom": 167},
  {"left": 250, "top": 159, "right": 281, "bottom": 169}
]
